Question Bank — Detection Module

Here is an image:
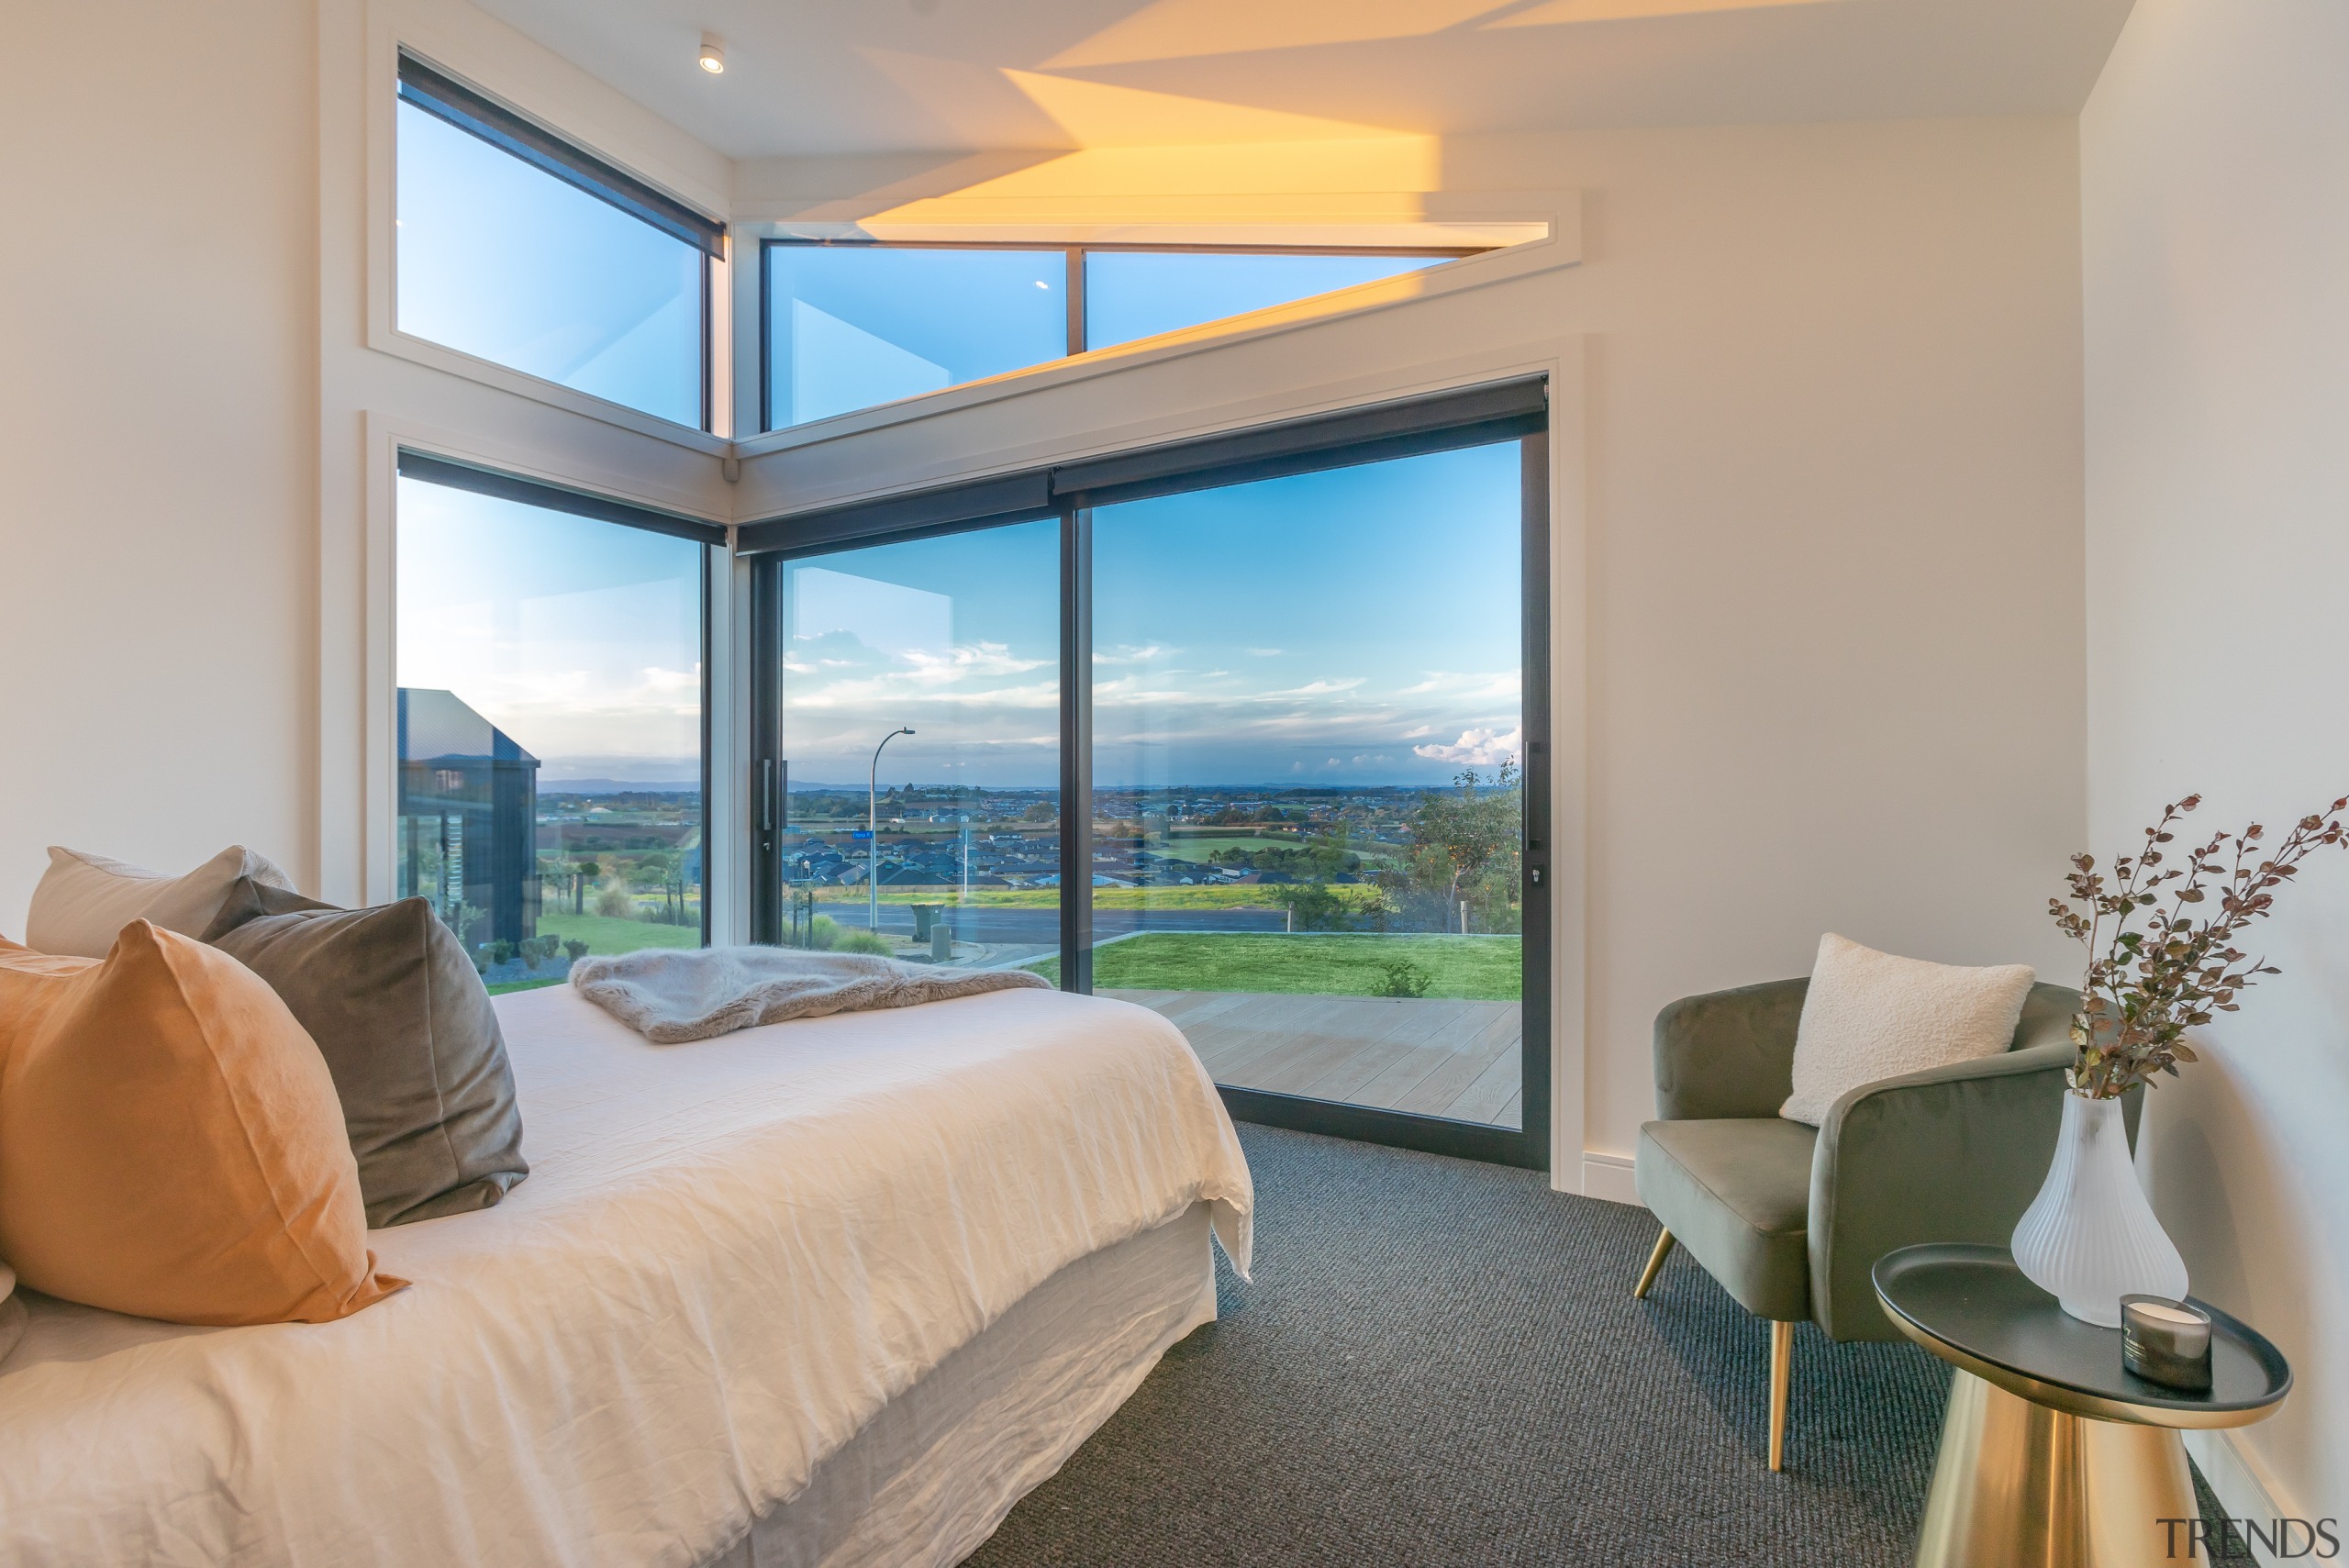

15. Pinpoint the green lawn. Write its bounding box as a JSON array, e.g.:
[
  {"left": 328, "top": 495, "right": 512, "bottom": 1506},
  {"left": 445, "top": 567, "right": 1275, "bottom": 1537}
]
[
  {"left": 536, "top": 911, "right": 702, "bottom": 955},
  {"left": 1026, "top": 932, "right": 1520, "bottom": 1001}
]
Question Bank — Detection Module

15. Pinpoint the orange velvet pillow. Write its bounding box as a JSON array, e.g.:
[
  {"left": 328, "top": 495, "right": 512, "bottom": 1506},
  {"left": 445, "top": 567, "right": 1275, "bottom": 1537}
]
[{"left": 0, "top": 924, "right": 405, "bottom": 1325}]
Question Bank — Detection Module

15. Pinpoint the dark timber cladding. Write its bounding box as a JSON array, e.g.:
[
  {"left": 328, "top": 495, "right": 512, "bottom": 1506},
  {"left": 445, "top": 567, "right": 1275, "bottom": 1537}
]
[{"left": 742, "top": 375, "right": 1553, "bottom": 1170}]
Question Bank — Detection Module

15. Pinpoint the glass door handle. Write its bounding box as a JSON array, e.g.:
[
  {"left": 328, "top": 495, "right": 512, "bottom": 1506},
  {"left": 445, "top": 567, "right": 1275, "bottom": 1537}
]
[{"left": 762, "top": 760, "right": 775, "bottom": 831}]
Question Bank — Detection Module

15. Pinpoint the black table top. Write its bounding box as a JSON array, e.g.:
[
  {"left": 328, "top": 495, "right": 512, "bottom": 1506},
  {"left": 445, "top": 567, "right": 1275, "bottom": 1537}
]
[{"left": 1872, "top": 1244, "right": 2291, "bottom": 1429}]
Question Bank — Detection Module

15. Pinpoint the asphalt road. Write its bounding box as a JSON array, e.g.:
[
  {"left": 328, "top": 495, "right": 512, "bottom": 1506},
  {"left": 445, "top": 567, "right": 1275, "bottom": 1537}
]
[{"left": 824, "top": 906, "right": 1291, "bottom": 942}]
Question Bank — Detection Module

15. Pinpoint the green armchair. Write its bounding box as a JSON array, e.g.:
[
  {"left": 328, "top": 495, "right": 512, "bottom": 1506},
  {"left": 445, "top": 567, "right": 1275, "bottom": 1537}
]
[{"left": 1630, "top": 975, "right": 2123, "bottom": 1471}]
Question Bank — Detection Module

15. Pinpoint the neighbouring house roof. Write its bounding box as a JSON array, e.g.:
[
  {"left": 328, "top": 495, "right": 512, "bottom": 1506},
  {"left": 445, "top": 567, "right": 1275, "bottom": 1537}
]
[{"left": 398, "top": 687, "right": 539, "bottom": 768}]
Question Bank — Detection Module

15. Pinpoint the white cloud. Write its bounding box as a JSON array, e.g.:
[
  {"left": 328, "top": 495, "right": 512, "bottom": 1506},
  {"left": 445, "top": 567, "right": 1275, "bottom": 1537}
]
[
  {"left": 1412, "top": 725, "right": 1523, "bottom": 766},
  {"left": 1397, "top": 671, "right": 1523, "bottom": 702},
  {"left": 1258, "top": 677, "right": 1366, "bottom": 699},
  {"left": 1246, "top": 648, "right": 1284, "bottom": 658}
]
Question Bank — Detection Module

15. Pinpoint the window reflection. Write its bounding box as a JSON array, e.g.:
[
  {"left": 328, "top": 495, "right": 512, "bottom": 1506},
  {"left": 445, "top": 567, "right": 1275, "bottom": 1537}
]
[
  {"left": 395, "top": 474, "right": 706, "bottom": 991},
  {"left": 1085, "top": 250, "right": 1447, "bottom": 350},
  {"left": 764, "top": 246, "right": 1067, "bottom": 428}
]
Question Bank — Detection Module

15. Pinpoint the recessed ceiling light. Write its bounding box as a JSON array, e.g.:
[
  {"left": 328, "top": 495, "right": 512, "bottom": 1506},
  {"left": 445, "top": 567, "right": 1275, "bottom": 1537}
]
[{"left": 698, "top": 33, "right": 726, "bottom": 73}]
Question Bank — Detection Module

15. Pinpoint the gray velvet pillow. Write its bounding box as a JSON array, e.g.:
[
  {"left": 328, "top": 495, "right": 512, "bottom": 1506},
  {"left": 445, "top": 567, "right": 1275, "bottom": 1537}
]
[{"left": 203, "top": 880, "right": 528, "bottom": 1227}]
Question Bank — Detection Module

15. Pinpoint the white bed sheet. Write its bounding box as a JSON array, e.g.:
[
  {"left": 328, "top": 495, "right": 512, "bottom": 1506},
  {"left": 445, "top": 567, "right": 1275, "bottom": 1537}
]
[{"left": 0, "top": 984, "right": 1252, "bottom": 1568}]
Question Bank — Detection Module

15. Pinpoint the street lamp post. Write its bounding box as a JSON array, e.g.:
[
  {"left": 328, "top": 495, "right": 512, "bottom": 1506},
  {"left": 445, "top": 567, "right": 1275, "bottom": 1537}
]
[{"left": 869, "top": 727, "right": 914, "bottom": 939}]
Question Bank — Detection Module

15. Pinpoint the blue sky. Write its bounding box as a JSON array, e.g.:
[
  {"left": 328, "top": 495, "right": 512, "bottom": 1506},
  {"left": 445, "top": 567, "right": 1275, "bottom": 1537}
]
[
  {"left": 396, "top": 478, "right": 705, "bottom": 784},
  {"left": 397, "top": 101, "right": 703, "bottom": 428},
  {"left": 781, "top": 443, "right": 1523, "bottom": 789},
  {"left": 399, "top": 449, "right": 1522, "bottom": 792},
  {"left": 765, "top": 246, "right": 1443, "bottom": 428}
]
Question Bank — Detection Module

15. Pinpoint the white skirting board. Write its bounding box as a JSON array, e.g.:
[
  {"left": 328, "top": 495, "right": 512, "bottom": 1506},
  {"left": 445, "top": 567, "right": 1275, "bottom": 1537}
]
[
  {"left": 1580, "top": 1151, "right": 1642, "bottom": 1207},
  {"left": 2184, "top": 1429, "right": 2310, "bottom": 1568}
]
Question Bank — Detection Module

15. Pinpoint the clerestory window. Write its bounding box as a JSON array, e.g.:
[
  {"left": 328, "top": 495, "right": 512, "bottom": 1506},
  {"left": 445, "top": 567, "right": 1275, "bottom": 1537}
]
[{"left": 760, "top": 241, "right": 1463, "bottom": 433}]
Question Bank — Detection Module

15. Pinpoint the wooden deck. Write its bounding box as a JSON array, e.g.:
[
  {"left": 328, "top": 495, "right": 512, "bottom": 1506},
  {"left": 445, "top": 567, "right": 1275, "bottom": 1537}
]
[{"left": 1106, "top": 989, "right": 1522, "bottom": 1128}]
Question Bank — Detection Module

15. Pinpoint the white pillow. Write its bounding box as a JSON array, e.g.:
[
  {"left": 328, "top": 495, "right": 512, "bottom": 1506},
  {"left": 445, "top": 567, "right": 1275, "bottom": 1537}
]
[
  {"left": 1780, "top": 933, "right": 2034, "bottom": 1125},
  {"left": 24, "top": 845, "right": 295, "bottom": 958}
]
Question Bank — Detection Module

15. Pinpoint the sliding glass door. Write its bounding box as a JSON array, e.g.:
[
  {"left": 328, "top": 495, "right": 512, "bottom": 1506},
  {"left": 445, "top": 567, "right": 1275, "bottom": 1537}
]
[
  {"left": 1091, "top": 444, "right": 1533, "bottom": 1131},
  {"left": 751, "top": 384, "right": 1548, "bottom": 1166}
]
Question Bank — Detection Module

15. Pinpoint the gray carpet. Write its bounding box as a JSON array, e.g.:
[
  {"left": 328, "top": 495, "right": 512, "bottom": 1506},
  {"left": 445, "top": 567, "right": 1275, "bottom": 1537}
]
[{"left": 966, "top": 1123, "right": 2219, "bottom": 1567}]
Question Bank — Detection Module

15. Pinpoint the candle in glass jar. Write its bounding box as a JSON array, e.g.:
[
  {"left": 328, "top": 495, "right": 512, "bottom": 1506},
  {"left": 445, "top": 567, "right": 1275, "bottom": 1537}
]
[{"left": 2122, "top": 1295, "right": 2213, "bottom": 1391}]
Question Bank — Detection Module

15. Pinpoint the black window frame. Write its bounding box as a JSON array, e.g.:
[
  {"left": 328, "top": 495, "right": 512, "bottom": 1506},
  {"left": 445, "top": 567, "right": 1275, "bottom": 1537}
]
[
  {"left": 743, "top": 380, "right": 1552, "bottom": 1170},
  {"left": 756, "top": 238, "right": 1482, "bottom": 437},
  {"left": 395, "top": 50, "right": 728, "bottom": 435},
  {"left": 394, "top": 450, "right": 722, "bottom": 948}
]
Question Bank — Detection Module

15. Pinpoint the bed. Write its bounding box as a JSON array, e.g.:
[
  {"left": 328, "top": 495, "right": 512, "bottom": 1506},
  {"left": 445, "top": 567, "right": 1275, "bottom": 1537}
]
[{"left": 0, "top": 982, "right": 1252, "bottom": 1568}]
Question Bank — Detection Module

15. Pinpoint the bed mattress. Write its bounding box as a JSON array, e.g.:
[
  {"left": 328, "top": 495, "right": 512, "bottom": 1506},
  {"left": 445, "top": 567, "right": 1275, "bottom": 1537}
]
[{"left": 0, "top": 983, "right": 1252, "bottom": 1567}]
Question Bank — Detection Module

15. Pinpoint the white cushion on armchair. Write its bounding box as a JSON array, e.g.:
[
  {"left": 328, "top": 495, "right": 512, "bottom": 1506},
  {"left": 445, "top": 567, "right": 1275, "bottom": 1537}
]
[{"left": 1780, "top": 932, "right": 2035, "bottom": 1125}]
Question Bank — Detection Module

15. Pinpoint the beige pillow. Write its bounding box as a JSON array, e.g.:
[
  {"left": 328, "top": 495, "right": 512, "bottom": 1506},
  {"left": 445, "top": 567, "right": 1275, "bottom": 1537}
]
[
  {"left": 1780, "top": 933, "right": 2034, "bottom": 1125},
  {"left": 0, "top": 927, "right": 404, "bottom": 1326},
  {"left": 25, "top": 845, "right": 294, "bottom": 958}
]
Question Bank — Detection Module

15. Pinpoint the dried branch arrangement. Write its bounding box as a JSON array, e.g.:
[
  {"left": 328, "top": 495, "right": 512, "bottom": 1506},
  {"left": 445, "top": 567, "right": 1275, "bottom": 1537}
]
[{"left": 2050, "top": 794, "right": 2349, "bottom": 1097}]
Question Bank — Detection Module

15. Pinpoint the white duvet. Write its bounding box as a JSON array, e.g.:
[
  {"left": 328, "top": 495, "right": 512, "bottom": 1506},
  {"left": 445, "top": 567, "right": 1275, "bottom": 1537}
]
[{"left": 0, "top": 984, "right": 1252, "bottom": 1568}]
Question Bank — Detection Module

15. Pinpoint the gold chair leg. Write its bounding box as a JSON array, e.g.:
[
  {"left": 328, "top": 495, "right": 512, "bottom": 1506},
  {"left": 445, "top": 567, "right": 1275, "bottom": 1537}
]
[
  {"left": 1768, "top": 1319, "right": 1795, "bottom": 1473},
  {"left": 1632, "top": 1229, "right": 1675, "bottom": 1298}
]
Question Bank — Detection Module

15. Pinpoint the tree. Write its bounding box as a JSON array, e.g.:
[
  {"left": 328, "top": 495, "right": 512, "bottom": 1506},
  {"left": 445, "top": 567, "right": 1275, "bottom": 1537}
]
[{"left": 1386, "top": 762, "right": 1522, "bottom": 932}]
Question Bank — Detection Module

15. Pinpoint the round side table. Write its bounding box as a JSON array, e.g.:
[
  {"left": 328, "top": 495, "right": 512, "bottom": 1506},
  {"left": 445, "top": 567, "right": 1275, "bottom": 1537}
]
[{"left": 1873, "top": 1244, "right": 2290, "bottom": 1568}]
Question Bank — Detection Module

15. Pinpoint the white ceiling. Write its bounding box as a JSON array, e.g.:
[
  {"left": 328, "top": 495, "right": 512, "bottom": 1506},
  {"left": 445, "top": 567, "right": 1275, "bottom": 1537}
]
[{"left": 473, "top": 0, "right": 2136, "bottom": 161}]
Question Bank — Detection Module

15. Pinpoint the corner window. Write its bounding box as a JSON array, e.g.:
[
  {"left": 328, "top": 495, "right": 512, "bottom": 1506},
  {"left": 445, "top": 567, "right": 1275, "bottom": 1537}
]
[
  {"left": 395, "top": 54, "right": 722, "bottom": 430},
  {"left": 395, "top": 455, "right": 712, "bottom": 990},
  {"left": 759, "top": 242, "right": 1463, "bottom": 432}
]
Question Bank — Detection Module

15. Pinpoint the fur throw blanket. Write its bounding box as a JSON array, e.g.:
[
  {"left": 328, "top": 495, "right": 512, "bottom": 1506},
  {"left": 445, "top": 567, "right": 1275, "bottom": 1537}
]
[{"left": 569, "top": 945, "right": 1052, "bottom": 1043}]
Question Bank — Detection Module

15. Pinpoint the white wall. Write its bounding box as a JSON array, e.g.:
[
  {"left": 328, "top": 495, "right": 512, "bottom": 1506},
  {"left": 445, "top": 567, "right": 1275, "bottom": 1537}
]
[
  {"left": 2082, "top": 0, "right": 2349, "bottom": 1528},
  {"left": 741, "top": 117, "right": 2091, "bottom": 1186},
  {"left": 0, "top": 0, "right": 321, "bottom": 930}
]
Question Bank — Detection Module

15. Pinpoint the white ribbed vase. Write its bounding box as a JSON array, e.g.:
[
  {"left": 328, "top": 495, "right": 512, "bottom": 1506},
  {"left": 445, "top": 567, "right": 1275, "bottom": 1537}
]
[{"left": 2010, "top": 1090, "right": 2188, "bottom": 1328}]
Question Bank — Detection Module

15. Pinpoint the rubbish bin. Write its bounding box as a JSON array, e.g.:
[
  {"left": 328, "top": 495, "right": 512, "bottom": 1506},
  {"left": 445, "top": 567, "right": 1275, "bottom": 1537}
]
[
  {"left": 930, "top": 923, "right": 954, "bottom": 963},
  {"left": 911, "top": 904, "right": 940, "bottom": 940}
]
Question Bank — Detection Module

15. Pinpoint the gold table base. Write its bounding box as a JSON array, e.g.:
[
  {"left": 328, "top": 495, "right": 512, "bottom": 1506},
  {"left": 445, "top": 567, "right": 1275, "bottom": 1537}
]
[{"left": 1915, "top": 1371, "right": 2197, "bottom": 1568}]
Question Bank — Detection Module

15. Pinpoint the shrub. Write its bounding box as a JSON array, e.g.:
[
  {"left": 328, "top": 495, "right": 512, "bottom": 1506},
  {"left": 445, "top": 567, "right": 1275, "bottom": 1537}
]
[
  {"left": 1275, "top": 880, "right": 1352, "bottom": 932},
  {"left": 806, "top": 914, "right": 841, "bottom": 951},
  {"left": 594, "top": 884, "right": 635, "bottom": 919},
  {"left": 834, "top": 929, "right": 895, "bottom": 957},
  {"left": 1375, "top": 959, "right": 1432, "bottom": 998},
  {"left": 562, "top": 939, "right": 590, "bottom": 962},
  {"left": 489, "top": 939, "right": 518, "bottom": 966}
]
